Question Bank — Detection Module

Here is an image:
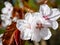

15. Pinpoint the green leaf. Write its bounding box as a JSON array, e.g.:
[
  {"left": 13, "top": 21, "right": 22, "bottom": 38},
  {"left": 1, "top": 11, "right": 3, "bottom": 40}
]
[
  {"left": 28, "top": 0, "right": 39, "bottom": 11},
  {"left": 56, "top": 0, "right": 60, "bottom": 5},
  {"left": 0, "top": 28, "right": 5, "bottom": 34}
]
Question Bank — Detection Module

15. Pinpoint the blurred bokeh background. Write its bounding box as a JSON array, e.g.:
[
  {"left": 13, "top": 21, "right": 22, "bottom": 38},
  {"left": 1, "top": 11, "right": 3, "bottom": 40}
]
[{"left": 0, "top": 0, "right": 60, "bottom": 45}]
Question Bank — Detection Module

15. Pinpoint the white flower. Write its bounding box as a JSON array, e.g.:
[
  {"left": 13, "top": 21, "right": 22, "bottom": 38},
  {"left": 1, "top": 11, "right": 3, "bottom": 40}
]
[
  {"left": 16, "top": 12, "right": 52, "bottom": 42},
  {"left": 1, "top": 1, "right": 13, "bottom": 16},
  {"left": 1, "top": 1, "right": 13, "bottom": 27},
  {"left": 39, "top": 4, "right": 60, "bottom": 30}
]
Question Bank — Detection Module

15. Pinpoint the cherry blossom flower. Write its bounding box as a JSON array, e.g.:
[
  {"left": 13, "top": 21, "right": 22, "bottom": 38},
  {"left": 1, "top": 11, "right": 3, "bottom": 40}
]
[
  {"left": 1, "top": 2, "right": 13, "bottom": 27},
  {"left": 39, "top": 4, "right": 60, "bottom": 30}
]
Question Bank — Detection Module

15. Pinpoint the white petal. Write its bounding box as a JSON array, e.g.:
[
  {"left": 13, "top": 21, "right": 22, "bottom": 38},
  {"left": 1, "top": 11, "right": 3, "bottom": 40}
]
[
  {"left": 1, "top": 7, "right": 8, "bottom": 14},
  {"left": 31, "top": 12, "right": 43, "bottom": 23},
  {"left": 42, "top": 20, "right": 52, "bottom": 28},
  {"left": 7, "top": 7, "right": 13, "bottom": 14},
  {"left": 51, "top": 21, "right": 58, "bottom": 30},
  {"left": 49, "top": 8, "right": 60, "bottom": 20},
  {"left": 1, "top": 7, "right": 13, "bottom": 14},
  {"left": 32, "top": 12, "right": 44, "bottom": 24},
  {"left": 2, "top": 19, "right": 12, "bottom": 27},
  {"left": 32, "top": 12, "right": 42, "bottom": 17},
  {"left": 1, "top": 14, "right": 11, "bottom": 20},
  {"left": 1, "top": 14, "right": 6, "bottom": 20},
  {"left": 16, "top": 20, "right": 32, "bottom": 40},
  {"left": 25, "top": 13, "right": 33, "bottom": 23},
  {"left": 21, "top": 29, "right": 32, "bottom": 40},
  {"left": 16, "top": 20, "right": 25, "bottom": 31},
  {"left": 2, "top": 2, "right": 13, "bottom": 14},
  {"left": 8, "top": 13, "right": 12, "bottom": 18},
  {"left": 38, "top": 17, "right": 51, "bottom": 27},
  {"left": 25, "top": 13, "right": 32, "bottom": 20},
  {"left": 16, "top": 20, "right": 30, "bottom": 32},
  {"left": 31, "top": 29, "right": 41, "bottom": 42},
  {"left": 40, "top": 28, "right": 52, "bottom": 40},
  {"left": 4, "top": 1, "right": 13, "bottom": 8},
  {"left": 39, "top": 4, "right": 51, "bottom": 16},
  {"left": 2, "top": 22, "right": 7, "bottom": 27},
  {"left": 6, "top": 19, "right": 12, "bottom": 25}
]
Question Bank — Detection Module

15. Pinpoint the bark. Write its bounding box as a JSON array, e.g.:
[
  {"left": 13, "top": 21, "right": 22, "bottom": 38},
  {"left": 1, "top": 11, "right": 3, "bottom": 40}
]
[{"left": 2, "top": 22, "right": 25, "bottom": 45}]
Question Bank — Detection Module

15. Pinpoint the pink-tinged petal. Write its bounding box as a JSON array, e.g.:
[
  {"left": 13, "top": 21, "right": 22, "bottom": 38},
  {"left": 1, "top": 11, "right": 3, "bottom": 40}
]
[
  {"left": 40, "top": 28, "right": 52, "bottom": 40},
  {"left": 51, "top": 21, "right": 58, "bottom": 30},
  {"left": 49, "top": 8, "right": 60, "bottom": 20},
  {"left": 43, "top": 16, "right": 50, "bottom": 20},
  {"left": 39, "top": 4, "right": 51, "bottom": 16}
]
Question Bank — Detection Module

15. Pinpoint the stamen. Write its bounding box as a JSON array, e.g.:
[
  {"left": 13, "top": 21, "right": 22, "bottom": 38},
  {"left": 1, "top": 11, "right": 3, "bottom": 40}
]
[
  {"left": 43, "top": 16, "right": 49, "bottom": 20},
  {"left": 36, "top": 23, "right": 43, "bottom": 30}
]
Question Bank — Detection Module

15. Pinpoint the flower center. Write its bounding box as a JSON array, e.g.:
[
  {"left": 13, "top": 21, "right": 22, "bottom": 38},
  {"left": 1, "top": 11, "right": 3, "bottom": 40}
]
[
  {"left": 36, "top": 23, "right": 43, "bottom": 30},
  {"left": 43, "top": 16, "right": 49, "bottom": 20}
]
